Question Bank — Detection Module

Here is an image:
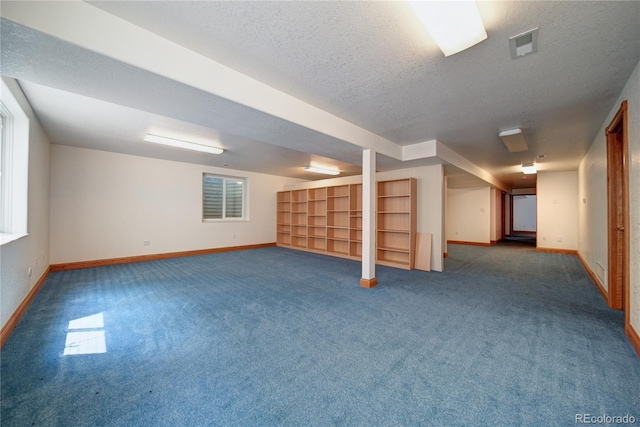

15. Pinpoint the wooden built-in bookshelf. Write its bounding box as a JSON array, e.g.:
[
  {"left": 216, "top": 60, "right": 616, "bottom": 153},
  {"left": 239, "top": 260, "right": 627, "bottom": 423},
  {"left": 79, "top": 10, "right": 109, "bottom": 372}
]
[
  {"left": 377, "top": 178, "right": 417, "bottom": 269},
  {"left": 307, "top": 187, "right": 327, "bottom": 252},
  {"left": 290, "top": 189, "right": 308, "bottom": 249},
  {"left": 277, "top": 178, "right": 416, "bottom": 269},
  {"left": 276, "top": 191, "right": 291, "bottom": 246},
  {"left": 349, "top": 183, "right": 362, "bottom": 259},
  {"left": 326, "top": 185, "right": 350, "bottom": 257}
]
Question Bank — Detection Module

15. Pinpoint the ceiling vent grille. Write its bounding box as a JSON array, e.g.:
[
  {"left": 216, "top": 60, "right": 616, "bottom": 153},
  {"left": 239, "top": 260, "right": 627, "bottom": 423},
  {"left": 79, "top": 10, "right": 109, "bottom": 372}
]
[{"left": 509, "top": 28, "right": 539, "bottom": 59}]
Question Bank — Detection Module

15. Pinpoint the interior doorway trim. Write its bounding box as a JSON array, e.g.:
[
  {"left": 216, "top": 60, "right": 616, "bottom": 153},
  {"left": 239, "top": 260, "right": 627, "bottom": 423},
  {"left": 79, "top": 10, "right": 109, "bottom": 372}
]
[{"left": 605, "top": 100, "right": 630, "bottom": 329}]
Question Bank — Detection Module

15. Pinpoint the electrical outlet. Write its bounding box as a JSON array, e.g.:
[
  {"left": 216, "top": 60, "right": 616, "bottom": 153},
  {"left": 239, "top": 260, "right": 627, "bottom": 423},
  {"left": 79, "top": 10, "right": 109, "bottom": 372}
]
[
  {"left": 28, "top": 267, "right": 32, "bottom": 277},
  {"left": 556, "top": 236, "right": 563, "bottom": 242},
  {"left": 542, "top": 236, "right": 547, "bottom": 241},
  {"left": 232, "top": 234, "right": 236, "bottom": 239},
  {"left": 143, "top": 240, "right": 151, "bottom": 247}
]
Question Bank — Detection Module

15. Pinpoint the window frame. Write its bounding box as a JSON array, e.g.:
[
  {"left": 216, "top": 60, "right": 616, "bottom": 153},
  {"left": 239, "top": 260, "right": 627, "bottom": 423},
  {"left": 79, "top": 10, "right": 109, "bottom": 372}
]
[
  {"left": 1, "top": 112, "right": 12, "bottom": 233},
  {"left": 0, "top": 79, "right": 30, "bottom": 245},
  {"left": 202, "top": 173, "right": 248, "bottom": 222}
]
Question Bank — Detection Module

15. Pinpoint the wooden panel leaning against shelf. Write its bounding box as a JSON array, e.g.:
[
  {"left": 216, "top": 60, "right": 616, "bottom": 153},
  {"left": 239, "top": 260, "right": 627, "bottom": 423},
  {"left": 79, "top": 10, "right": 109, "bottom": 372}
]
[{"left": 276, "top": 178, "right": 416, "bottom": 269}]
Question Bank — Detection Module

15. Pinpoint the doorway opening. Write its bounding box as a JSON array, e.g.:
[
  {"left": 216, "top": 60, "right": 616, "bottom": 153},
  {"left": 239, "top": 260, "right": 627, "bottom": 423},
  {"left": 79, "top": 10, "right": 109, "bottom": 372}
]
[{"left": 504, "top": 194, "right": 536, "bottom": 246}]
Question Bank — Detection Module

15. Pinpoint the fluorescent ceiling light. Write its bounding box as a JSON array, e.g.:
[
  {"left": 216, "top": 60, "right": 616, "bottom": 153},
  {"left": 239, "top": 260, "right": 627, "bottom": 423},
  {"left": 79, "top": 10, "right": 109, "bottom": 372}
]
[
  {"left": 304, "top": 166, "right": 340, "bottom": 176},
  {"left": 499, "top": 128, "right": 528, "bottom": 153},
  {"left": 144, "top": 134, "right": 223, "bottom": 154},
  {"left": 410, "top": 1, "right": 487, "bottom": 57},
  {"left": 521, "top": 162, "right": 537, "bottom": 174}
]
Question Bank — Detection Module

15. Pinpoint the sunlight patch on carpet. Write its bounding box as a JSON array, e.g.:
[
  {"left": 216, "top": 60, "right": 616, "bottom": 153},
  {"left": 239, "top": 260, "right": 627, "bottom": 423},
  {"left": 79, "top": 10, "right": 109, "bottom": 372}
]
[{"left": 64, "top": 313, "right": 106, "bottom": 355}]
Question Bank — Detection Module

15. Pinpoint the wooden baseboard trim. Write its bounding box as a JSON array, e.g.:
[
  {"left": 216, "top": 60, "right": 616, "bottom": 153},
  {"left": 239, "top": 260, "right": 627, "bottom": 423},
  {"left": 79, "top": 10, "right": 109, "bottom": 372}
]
[
  {"left": 443, "top": 252, "right": 449, "bottom": 258},
  {"left": 1, "top": 266, "right": 51, "bottom": 348},
  {"left": 360, "top": 277, "right": 378, "bottom": 288},
  {"left": 50, "top": 243, "right": 277, "bottom": 271},
  {"left": 447, "top": 240, "right": 491, "bottom": 247},
  {"left": 536, "top": 247, "right": 577, "bottom": 255},
  {"left": 626, "top": 323, "right": 640, "bottom": 358},
  {"left": 576, "top": 251, "right": 608, "bottom": 302}
]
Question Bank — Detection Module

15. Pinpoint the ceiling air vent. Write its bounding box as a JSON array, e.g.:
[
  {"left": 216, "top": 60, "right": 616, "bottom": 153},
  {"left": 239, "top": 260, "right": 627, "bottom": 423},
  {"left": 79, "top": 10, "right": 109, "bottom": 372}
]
[{"left": 509, "top": 28, "right": 539, "bottom": 59}]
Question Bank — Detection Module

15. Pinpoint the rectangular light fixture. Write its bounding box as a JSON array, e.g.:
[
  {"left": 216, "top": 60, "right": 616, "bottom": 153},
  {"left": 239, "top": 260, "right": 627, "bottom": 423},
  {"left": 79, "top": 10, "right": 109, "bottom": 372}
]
[
  {"left": 304, "top": 166, "right": 340, "bottom": 176},
  {"left": 410, "top": 1, "right": 487, "bottom": 57},
  {"left": 143, "top": 134, "right": 223, "bottom": 154},
  {"left": 499, "top": 128, "right": 528, "bottom": 153},
  {"left": 521, "top": 162, "right": 537, "bottom": 174}
]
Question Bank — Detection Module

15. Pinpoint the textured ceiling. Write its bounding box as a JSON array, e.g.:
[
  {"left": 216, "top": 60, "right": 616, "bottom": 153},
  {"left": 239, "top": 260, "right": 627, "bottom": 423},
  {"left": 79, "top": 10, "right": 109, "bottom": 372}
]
[
  {"left": 2, "top": 1, "right": 639, "bottom": 189},
  {"left": 18, "top": 81, "right": 361, "bottom": 180}
]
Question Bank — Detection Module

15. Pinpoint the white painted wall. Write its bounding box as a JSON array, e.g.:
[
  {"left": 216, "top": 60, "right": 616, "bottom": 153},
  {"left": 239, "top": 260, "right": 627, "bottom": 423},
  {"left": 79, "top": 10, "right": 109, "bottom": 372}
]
[
  {"left": 504, "top": 193, "right": 511, "bottom": 236},
  {"left": 494, "top": 189, "right": 503, "bottom": 241},
  {"left": 490, "top": 188, "right": 502, "bottom": 242},
  {"left": 490, "top": 188, "right": 496, "bottom": 241},
  {"left": 579, "top": 59, "right": 640, "bottom": 333},
  {"left": 537, "top": 171, "right": 578, "bottom": 251},
  {"left": 50, "top": 145, "right": 300, "bottom": 264},
  {"left": 578, "top": 131, "right": 609, "bottom": 287},
  {"left": 446, "top": 186, "right": 491, "bottom": 245},
  {"left": 284, "top": 164, "right": 445, "bottom": 271},
  {"left": 1, "top": 78, "right": 51, "bottom": 330},
  {"left": 513, "top": 195, "right": 537, "bottom": 232},
  {"left": 443, "top": 176, "right": 448, "bottom": 255}
]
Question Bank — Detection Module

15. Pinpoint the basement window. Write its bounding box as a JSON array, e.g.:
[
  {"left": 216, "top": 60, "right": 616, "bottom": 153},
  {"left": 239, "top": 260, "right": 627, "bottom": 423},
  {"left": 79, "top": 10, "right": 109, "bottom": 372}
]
[
  {"left": 0, "top": 79, "right": 29, "bottom": 245},
  {"left": 202, "top": 173, "right": 247, "bottom": 221}
]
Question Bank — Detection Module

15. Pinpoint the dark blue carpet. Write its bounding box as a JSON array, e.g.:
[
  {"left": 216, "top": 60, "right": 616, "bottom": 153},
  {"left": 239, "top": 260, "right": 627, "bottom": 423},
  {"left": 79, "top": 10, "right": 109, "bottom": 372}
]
[{"left": 1, "top": 244, "right": 638, "bottom": 426}]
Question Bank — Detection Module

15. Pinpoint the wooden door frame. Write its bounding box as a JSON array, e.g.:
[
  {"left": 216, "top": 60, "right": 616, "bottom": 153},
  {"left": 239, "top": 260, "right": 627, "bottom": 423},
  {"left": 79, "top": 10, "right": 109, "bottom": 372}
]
[{"left": 605, "top": 100, "right": 630, "bottom": 327}]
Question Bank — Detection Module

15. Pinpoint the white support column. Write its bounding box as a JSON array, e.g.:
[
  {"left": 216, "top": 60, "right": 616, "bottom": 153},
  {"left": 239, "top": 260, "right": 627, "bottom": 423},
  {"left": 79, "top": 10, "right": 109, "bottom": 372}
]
[{"left": 360, "top": 148, "right": 377, "bottom": 288}]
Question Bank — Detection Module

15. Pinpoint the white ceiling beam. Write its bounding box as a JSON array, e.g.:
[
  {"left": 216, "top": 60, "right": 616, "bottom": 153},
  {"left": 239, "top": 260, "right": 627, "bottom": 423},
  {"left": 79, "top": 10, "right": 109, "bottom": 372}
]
[
  {"left": 1, "top": 0, "right": 403, "bottom": 160},
  {"left": 402, "top": 139, "right": 438, "bottom": 161},
  {"left": 435, "top": 142, "right": 510, "bottom": 192},
  {"left": 401, "top": 139, "right": 509, "bottom": 192}
]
